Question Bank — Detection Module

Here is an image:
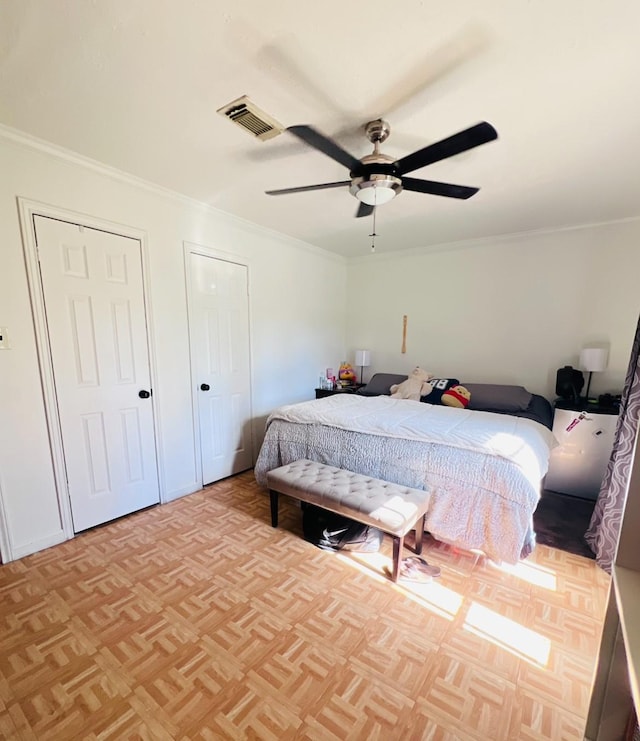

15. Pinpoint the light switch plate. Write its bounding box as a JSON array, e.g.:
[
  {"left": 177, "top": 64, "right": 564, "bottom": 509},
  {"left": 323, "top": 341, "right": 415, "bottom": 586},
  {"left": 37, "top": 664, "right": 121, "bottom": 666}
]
[{"left": 0, "top": 327, "right": 9, "bottom": 349}]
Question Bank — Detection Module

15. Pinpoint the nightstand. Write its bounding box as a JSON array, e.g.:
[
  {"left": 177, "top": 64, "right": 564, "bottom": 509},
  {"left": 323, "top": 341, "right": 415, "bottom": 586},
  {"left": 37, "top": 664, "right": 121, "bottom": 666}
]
[{"left": 544, "top": 401, "right": 619, "bottom": 500}]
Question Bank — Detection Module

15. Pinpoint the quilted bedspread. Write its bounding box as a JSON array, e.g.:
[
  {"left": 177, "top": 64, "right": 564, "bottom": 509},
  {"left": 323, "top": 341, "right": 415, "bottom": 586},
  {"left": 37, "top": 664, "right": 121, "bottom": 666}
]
[{"left": 254, "top": 395, "right": 555, "bottom": 563}]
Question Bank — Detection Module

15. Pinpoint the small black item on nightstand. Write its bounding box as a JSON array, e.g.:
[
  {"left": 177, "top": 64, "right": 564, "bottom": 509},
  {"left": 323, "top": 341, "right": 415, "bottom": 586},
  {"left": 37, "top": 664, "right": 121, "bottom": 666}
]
[{"left": 597, "top": 393, "right": 622, "bottom": 413}]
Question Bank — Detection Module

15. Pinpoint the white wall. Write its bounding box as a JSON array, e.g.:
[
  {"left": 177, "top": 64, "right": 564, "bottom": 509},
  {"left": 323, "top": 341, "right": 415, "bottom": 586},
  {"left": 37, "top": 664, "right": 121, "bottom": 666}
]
[
  {"left": 3, "top": 125, "right": 638, "bottom": 563},
  {"left": 346, "top": 220, "right": 640, "bottom": 400},
  {"left": 0, "top": 130, "right": 346, "bottom": 561}
]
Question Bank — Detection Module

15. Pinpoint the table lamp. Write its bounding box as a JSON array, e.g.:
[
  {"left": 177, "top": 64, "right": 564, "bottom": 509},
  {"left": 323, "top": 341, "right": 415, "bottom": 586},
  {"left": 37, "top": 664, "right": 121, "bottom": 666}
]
[
  {"left": 579, "top": 347, "right": 608, "bottom": 401},
  {"left": 354, "top": 350, "right": 371, "bottom": 385}
]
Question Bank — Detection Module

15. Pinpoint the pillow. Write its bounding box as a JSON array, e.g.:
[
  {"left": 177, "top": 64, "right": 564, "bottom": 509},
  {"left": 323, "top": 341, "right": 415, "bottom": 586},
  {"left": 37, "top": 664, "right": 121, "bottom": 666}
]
[
  {"left": 462, "top": 383, "right": 532, "bottom": 412},
  {"left": 357, "top": 373, "right": 407, "bottom": 397},
  {"left": 441, "top": 385, "right": 471, "bottom": 408},
  {"left": 421, "top": 377, "right": 459, "bottom": 404}
]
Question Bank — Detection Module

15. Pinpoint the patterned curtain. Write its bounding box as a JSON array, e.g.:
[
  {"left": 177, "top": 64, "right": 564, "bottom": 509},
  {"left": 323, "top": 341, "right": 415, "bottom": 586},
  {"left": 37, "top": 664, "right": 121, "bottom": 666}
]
[{"left": 585, "top": 314, "right": 640, "bottom": 572}]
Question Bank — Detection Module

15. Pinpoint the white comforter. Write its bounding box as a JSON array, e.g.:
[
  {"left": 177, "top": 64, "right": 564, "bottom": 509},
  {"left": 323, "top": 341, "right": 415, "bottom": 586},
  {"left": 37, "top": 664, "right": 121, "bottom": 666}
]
[
  {"left": 269, "top": 394, "right": 553, "bottom": 490},
  {"left": 254, "top": 395, "right": 555, "bottom": 563}
]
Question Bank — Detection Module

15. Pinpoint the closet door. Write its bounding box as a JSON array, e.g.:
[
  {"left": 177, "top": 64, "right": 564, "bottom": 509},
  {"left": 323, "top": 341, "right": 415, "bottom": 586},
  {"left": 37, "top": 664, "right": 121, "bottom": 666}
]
[
  {"left": 188, "top": 252, "right": 253, "bottom": 484},
  {"left": 34, "top": 216, "right": 160, "bottom": 531}
]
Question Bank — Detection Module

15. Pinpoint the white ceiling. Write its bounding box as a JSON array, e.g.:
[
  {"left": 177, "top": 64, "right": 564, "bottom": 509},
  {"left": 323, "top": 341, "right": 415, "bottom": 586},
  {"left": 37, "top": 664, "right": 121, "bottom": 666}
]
[{"left": 1, "top": 0, "right": 639, "bottom": 257}]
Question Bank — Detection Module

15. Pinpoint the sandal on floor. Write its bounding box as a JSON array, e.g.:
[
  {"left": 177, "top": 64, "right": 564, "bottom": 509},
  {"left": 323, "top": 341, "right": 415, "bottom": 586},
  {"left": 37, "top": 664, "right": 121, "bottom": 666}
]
[
  {"left": 385, "top": 559, "right": 433, "bottom": 583},
  {"left": 404, "top": 555, "right": 442, "bottom": 578}
]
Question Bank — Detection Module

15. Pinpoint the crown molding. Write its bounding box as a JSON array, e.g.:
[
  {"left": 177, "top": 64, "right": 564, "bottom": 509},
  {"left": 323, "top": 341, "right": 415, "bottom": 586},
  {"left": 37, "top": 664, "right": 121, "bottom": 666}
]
[
  {"left": 0, "top": 123, "right": 345, "bottom": 265},
  {"left": 347, "top": 214, "right": 640, "bottom": 264}
]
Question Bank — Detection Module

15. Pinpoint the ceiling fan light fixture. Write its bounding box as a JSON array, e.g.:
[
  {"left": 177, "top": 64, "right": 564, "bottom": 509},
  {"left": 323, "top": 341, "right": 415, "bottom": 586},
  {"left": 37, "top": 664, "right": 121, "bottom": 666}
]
[{"left": 350, "top": 175, "right": 402, "bottom": 206}]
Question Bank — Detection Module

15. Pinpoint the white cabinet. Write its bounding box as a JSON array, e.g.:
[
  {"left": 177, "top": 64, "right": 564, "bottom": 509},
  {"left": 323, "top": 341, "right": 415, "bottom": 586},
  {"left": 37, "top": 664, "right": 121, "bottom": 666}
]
[{"left": 545, "top": 407, "right": 618, "bottom": 499}]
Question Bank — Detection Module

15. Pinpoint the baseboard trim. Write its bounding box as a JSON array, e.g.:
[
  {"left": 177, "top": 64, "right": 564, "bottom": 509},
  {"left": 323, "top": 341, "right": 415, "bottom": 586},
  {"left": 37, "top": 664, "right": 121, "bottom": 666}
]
[
  {"left": 10, "top": 530, "right": 68, "bottom": 562},
  {"left": 163, "top": 483, "right": 202, "bottom": 504}
]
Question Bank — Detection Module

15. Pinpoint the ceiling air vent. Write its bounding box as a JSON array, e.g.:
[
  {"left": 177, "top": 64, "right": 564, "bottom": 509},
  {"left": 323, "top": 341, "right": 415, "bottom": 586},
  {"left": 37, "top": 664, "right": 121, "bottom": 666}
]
[{"left": 217, "top": 95, "right": 284, "bottom": 141}]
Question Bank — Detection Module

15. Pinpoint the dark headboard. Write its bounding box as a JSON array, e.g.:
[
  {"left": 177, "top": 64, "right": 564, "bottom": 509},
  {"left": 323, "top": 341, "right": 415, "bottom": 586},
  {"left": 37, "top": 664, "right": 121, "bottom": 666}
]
[{"left": 357, "top": 373, "right": 553, "bottom": 429}]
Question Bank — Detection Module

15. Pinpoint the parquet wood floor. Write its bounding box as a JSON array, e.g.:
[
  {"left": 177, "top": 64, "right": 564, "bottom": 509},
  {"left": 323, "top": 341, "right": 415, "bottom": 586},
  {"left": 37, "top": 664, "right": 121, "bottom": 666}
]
[{"left": 0, "top": 471, "right": 610, "bottom": 740}]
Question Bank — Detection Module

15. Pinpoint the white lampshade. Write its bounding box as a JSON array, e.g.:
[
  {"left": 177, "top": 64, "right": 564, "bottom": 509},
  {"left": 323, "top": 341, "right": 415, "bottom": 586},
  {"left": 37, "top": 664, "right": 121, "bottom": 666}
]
[
  {"left": 579, "top": 347, "right": 608, "bottom": 373},
  {"left": 355, "top": 349, "right": 371, "bottom": 367},
  {"left": 355, "top": 184, "right": 397, "bottom": 205}
]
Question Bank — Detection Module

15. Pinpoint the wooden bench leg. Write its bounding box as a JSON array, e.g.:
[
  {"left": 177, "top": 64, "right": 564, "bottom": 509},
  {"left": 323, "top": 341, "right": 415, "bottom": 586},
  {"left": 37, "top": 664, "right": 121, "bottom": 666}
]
[
  {"left": 269, "top": 490, "right": 279, "bottom": 527},
  {"left": 392, "top": 535, "right": 404, "bottom": 582},
  {"left": 415, "top": 513, "right": 426, "bottom": 555}
]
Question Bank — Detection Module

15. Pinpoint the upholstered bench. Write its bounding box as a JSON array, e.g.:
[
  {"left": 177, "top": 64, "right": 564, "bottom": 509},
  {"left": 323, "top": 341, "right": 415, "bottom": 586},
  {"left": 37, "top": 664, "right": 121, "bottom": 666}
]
[{"left": 266, "top": 459, "right": 431, "bottom": 582}]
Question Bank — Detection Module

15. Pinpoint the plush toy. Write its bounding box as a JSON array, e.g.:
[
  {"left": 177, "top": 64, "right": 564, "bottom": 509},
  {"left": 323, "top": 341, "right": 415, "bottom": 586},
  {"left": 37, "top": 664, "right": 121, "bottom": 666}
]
[
  {"left": 424, "top": 378, "right": 460, "bottom": 404},
  {"left": 338, "top": 361, "right": 357, "bottom": 385},
  {"left": 389, "top": 366, "right": 434, "bottom": 401},
  {"left": 441, "top": 384, "right": 471, "bottom": 408}
]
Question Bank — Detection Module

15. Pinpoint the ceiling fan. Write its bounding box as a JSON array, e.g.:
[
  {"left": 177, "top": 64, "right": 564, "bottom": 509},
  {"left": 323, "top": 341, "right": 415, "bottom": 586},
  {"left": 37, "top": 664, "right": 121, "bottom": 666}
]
[{"left": 265, "top": 119, "right": 498, "bottom": 217}]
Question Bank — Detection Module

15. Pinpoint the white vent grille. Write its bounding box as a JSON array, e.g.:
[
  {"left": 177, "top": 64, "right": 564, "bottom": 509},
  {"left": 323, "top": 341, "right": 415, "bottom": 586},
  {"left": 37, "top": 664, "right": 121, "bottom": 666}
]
[{"left": 217, "top": 96, "right": 284, "bottom": 141}]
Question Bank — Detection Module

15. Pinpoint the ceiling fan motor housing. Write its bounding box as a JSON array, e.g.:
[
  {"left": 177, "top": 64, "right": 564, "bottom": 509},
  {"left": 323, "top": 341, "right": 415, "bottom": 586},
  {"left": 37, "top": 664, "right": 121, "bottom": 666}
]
[{"left": 364, "top": 119, "right": 391, "bottom": 144}]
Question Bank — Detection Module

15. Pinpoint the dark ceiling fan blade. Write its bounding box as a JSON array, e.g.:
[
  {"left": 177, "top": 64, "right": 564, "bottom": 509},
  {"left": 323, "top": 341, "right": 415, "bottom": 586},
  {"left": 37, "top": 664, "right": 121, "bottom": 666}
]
[
  {"left": 265, "top": 180, "right": 350, "bottom": 196},
  {"left": 355, "top": 202, "right": 375, "bottom": 218},
  {"left": 287, "top": 125, "right": 360, "bottom": 171},
  {"left": 402, "top": 177, "right": 479, "bottom": 199},
  {"left": 396, "top": 121, "right": 498, "bottom": 175}
]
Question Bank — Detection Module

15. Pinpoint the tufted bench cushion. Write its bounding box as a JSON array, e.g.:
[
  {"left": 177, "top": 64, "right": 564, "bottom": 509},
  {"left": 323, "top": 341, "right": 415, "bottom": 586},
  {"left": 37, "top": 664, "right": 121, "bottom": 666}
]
[{"left": 266, "top": 459, "right": 431, "bottom": 581}]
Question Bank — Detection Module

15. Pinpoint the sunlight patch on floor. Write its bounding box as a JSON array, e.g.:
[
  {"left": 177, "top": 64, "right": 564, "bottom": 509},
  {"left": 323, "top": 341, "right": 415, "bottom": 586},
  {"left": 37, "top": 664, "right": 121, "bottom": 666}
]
[
  {"left": 490, "top": 558, "right": 558, "bottom": 591},
  {"left": 338, "top": 550, "right": 392, "bottom": 583},
  {"left": 400, "top": 581, "right": 464, "bottom": 620},
  {"left": 464, "top": 601, "right": 551, "bottom": 666},
  {"left": 340, "top": 551, "right": 461, "bottom": 620}
]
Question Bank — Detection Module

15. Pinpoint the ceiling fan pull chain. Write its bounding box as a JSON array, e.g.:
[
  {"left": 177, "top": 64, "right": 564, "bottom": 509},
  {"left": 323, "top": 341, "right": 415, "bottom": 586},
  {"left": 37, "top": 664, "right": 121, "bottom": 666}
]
[{"left": 369, "top": 202, "right": 378, "bottom": 253}]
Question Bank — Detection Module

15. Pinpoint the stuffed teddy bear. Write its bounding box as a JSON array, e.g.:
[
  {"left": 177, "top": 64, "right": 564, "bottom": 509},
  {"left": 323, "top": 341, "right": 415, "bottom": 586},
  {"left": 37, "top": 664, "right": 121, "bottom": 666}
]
[{"left": 389, "top": 366, "right": 434, "bottom": 401}]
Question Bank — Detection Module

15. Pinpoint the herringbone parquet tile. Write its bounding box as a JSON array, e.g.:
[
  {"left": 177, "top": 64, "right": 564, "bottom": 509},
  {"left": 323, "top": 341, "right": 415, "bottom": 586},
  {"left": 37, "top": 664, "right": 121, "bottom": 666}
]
[{"left": 0, "top": 470, "right": 609, "bottom": 740}]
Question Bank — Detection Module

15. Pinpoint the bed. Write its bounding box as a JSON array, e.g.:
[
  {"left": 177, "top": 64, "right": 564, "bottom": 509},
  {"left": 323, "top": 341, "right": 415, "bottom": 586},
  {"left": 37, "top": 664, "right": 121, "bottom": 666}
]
[{"left": 254, "top": 374, "right": 555, "bottom": 563}]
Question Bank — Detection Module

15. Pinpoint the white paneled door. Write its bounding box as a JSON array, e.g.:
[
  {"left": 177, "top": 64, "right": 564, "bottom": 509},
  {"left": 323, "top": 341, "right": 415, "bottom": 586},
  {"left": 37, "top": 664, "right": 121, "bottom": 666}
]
[
  {"left": 189, "top": 252, "right": 252, "bottom": 485},
  {"left": 34, "top": 216, "right": 160, "bottom": 532}
]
